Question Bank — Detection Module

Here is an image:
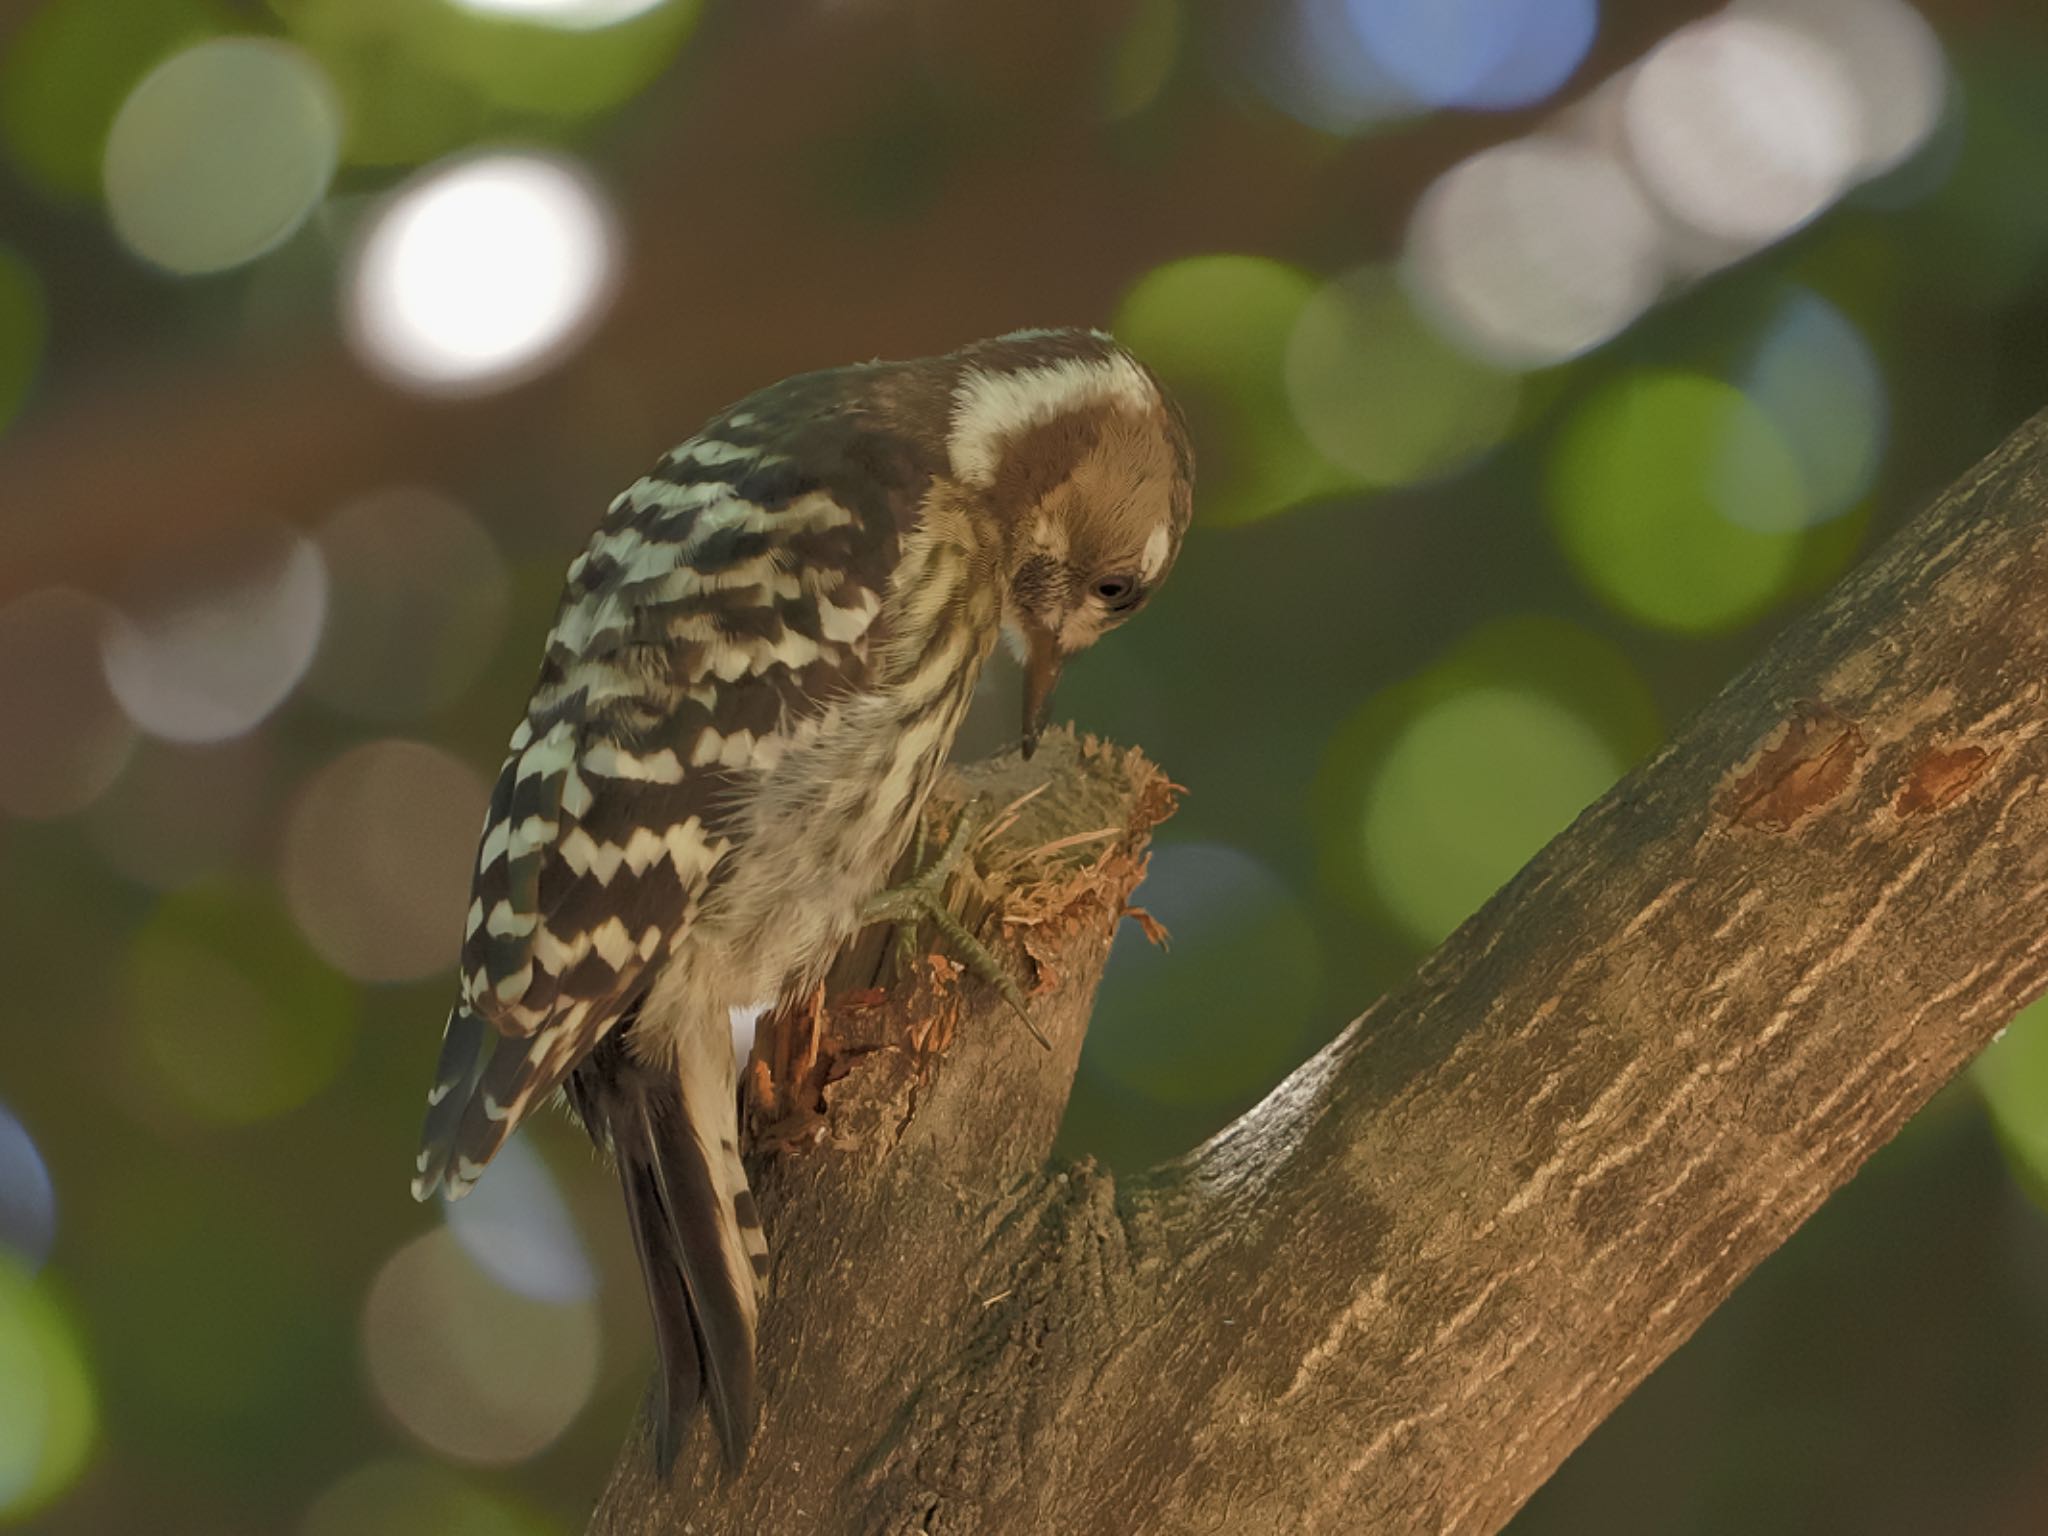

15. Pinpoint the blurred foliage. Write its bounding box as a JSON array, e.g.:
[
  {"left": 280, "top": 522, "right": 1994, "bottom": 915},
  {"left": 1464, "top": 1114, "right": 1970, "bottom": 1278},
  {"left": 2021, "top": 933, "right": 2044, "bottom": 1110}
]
[
  {"left": 3, "top": 0, "right": 2048, "bottom": 1532},
  {"left": 0, "top": 1257, "right": 95, "bottom": 1522},
  {"left": 125, "top": 880, "right": 358, "bottom": 1125},
  {"left": 0, "top": 246, "right": 44, "bottom": 431},
  {"left": 1977, "top": 998, "right": 2048, "bottom": 1207},
  {"left": 1289, "top": 264, "right": 1522, "bottom": 487},
  {"left": 300, "top": 1460, "right": 555, "bottom": 1536},
  {"left": 1114, "top": 252, "right": 1353, "bottom": 524},
  {"left": 1549, "top": 370, "right": 1813, "bottom": 631},
  {"left": 275, "top": 0, "right": 704, "bottom": 165},
  {"left": 0, "top": 0, "right": 226, "bottom": 200},
  {"left": 1310, "top": 614, "right": 1660, "bottom": 945}
]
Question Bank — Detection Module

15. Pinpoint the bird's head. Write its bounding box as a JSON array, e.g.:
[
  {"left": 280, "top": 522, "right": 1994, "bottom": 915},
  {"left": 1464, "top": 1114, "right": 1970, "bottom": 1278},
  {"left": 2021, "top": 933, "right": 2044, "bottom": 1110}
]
[{"left": 944, "top": 330, "right": 1194, "bottom": 757}]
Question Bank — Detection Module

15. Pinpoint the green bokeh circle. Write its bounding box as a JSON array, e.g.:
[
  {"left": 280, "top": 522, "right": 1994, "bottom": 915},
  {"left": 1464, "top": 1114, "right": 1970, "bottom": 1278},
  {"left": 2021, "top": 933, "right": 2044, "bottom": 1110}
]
[
  {"left": 1286, "top": 266, "right": 1520, "bottom": 487},
  {"left": 125, "top": 880, "right": 357, "bottom": 1124},
  {"left": 1115, "top": 253, "right": 1353, "bottom": 526},
  {"left": 1976, "top": 995, "right": 2048, "bottom": 1210},
  {"left": 0, "top": 1260, "right": 96, "bottom": 1520},
  {"left": 1362, "top": 686, "right": 1624, "bottom": 948},
  {"left": 1549, "top": 370, "right": 1808, "bottom": 633},
  {"left": 278, "top": 0, "right": 702, "bottom": 167},
  {"left": 102, "top": 39, "right": 340, "bottom": 275}
]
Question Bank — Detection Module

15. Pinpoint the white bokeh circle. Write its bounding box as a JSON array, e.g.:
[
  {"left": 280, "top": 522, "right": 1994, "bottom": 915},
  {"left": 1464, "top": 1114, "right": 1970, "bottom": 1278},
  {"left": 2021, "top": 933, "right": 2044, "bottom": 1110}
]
[{"left": 347, "top": 153, "right": 620, "bottom": 396}]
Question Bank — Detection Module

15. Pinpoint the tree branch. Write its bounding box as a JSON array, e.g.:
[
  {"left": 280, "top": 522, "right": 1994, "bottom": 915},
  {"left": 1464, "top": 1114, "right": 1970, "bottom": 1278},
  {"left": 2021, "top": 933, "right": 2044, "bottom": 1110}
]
[{"left": 591, "top": 409, "right": 2048, "bottom": 1534}]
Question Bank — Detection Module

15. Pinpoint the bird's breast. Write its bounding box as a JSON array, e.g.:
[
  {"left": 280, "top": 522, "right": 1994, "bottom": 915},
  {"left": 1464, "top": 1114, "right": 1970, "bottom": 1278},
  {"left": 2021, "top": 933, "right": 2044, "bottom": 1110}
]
[{"left": 654, "top": 597, "right": 998, "bottom": 1023}]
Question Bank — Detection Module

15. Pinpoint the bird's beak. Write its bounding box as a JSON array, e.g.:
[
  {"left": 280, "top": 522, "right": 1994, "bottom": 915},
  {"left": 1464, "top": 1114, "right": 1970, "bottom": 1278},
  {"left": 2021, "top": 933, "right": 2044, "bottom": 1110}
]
[{"left": 1020, "top": 624, "right": 1064, "bottom": 761}]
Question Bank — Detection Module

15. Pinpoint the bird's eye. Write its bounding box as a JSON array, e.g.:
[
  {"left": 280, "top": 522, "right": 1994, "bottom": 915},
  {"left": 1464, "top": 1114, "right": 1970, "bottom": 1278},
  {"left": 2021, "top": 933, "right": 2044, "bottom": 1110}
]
[{"left": 1093, "top": 573, "right": 1140, "bottom": 609}]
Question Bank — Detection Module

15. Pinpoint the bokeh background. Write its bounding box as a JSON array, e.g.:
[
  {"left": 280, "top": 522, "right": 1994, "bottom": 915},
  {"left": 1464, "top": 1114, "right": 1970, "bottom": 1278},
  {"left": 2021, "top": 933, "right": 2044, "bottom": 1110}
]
[{"left": 5, "top": 0, "right": 2048, "bottom": 1530}]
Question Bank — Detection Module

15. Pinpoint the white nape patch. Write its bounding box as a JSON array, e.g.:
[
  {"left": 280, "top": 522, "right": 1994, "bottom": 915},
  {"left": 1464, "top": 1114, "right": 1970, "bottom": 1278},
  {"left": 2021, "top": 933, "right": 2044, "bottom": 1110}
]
[
  {"left": 1140, "top": 521, "right": 1173, "bottom": 580},
  {"left": 949, "top": 352, "right": 1157, "bottom": 486}
]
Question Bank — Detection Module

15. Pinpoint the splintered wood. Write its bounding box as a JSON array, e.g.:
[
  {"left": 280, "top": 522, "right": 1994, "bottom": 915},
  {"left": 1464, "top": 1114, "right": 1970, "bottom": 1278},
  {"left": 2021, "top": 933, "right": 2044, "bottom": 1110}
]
[{"left": 743, "top": 728, "right": 1178, "bottom": 1157}]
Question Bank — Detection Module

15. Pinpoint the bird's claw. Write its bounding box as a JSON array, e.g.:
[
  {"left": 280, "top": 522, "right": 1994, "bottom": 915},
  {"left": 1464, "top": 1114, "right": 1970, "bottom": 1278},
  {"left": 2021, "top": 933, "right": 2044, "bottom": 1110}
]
[{"left": 860, "top": 799, "right": 1049, "bottom": 1050}]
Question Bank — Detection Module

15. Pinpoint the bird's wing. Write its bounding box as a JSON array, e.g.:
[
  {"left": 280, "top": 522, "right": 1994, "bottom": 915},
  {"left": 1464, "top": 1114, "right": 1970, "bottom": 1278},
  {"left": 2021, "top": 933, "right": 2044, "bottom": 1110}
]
[{"left": 412, "top": 389, "right": 923, "bottom": 1201}]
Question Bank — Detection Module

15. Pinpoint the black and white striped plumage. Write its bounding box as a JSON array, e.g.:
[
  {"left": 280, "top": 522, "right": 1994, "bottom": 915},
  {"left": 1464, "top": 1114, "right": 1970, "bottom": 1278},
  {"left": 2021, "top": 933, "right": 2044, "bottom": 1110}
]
[{"left": 411, "top": 328, "right": 1193, "bottom": 1470}]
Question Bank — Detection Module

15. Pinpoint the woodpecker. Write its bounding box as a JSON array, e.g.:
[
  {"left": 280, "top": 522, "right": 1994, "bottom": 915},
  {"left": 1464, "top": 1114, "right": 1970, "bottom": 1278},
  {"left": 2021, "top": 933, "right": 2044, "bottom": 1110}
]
[{"left": 410, "top": 328, "right": 1194, "bottom": 1471}]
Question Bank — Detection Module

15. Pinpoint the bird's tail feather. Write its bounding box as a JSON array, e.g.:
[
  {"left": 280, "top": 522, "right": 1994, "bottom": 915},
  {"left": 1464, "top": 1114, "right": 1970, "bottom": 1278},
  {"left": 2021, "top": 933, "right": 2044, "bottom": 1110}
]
[
  {"left": 419, "top": 1000, "right": 766, "bottom": 1469},
  {"left": 603, "top": 1056, "right": 763, "bottom": 1469},
  {"left": 615, "top": 1113, "right": 703, "bottom": 1473}
]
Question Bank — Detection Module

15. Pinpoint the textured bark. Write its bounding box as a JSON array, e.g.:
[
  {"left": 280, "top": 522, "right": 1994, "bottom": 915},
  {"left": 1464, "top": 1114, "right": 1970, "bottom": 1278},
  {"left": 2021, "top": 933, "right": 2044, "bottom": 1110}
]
[{"left": 591, "top": 414, "right": 2048, "bottom": 1535}]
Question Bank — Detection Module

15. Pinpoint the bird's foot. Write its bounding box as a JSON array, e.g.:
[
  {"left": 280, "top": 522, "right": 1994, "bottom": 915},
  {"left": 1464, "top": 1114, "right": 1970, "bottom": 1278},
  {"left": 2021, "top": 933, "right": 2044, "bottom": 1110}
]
[{"left": 860, "top": 798, "right": 1049, "bottom": 1050}]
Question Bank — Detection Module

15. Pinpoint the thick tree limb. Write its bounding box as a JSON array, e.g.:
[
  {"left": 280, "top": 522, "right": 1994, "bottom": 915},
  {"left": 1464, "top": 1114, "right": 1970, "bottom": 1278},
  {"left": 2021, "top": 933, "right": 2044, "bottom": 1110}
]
[{"left": 592, "top": 413, "right": 2048, "bottom": 1534}]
